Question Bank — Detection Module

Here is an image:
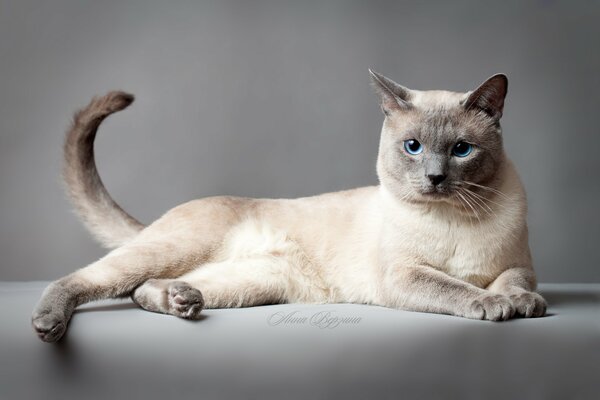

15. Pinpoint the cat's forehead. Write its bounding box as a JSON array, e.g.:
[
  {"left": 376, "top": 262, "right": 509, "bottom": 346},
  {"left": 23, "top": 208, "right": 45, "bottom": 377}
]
[
  {"left": 386, "top": 89, "right": 495, "bottom": 142},
  {"left": 409, "top": 89, "right": 469, "bottom": 109}
]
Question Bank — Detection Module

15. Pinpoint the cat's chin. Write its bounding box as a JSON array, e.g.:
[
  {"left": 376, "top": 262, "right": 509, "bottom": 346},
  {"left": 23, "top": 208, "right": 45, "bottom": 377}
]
[
  {"left": 418, "top": 190, "right": 454, "bottom": 202},
  {"left": 404, "top": 191, "right": 457, "bottom": 206},
  {"left": 416, "top": 190, "right": 481, "bottom": 211}
]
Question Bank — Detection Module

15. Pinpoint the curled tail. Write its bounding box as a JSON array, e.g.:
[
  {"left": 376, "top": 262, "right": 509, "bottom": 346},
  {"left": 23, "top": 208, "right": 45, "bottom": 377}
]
[{"left": 63, "top": 91, "right": 145, "bottom": 249}]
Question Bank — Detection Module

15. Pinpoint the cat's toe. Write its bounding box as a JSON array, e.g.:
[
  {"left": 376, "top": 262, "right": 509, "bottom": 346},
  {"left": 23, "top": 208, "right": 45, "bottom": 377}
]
[
  {"left": 466, "top": 293, "right": 515, "bottom": 321},
  {"left": 167, "top": 282, "right": 204, "bottom": 320},
  {"left": 32, "top": 312, "right": 67, "bottom": 342},
  {"left": 510, "top": 292, "right": 547, "bottom": 318}
]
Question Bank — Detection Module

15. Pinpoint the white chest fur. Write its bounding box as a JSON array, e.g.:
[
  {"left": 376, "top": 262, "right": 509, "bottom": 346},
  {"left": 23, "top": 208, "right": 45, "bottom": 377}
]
[{"left": 378, "top": 185, "right": 527, "bottom": 288}]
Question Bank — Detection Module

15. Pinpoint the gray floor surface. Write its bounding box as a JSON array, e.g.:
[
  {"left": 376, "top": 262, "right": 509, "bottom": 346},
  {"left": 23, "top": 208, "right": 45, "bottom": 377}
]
[{"left": 1, "top": 282, "right": 599, "bottom": 400}]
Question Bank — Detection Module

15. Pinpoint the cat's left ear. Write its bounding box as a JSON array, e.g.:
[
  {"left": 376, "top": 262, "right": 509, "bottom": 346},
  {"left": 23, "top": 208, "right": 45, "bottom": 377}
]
[
  {"left": 463, "top": 74, "right": 508, "bottom": 120},
  {"left": 369, "top": 69, "right": 413, "bottom": 115}
]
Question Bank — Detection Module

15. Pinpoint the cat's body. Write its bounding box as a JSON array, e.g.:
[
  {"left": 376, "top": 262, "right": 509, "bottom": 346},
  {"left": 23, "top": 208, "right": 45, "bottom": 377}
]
[{"left": 32, "top": 71, "right": 546, "bottom": 342}]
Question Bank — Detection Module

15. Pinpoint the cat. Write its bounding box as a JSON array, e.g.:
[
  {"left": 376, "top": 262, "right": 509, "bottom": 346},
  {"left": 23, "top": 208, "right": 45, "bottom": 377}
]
[{"left": 32, "top": 70, "right": 547, "bottom": 342}]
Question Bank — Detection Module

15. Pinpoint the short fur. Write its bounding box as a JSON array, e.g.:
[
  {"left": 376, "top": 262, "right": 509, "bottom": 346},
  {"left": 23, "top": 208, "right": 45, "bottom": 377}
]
[{"left": 32, "top": 72, "right": 546, "bottom": 342}]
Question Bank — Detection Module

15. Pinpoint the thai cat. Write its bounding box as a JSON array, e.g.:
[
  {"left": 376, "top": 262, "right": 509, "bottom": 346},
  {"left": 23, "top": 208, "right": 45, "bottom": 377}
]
[{"left": 32, "top": 71, "right": 546, "bottom": 342}]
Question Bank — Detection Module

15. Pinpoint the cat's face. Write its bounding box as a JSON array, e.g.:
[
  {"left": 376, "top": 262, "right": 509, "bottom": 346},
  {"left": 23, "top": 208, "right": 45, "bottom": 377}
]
[{"left": 371, "top": 71, "right": 508, "bottom": 207}]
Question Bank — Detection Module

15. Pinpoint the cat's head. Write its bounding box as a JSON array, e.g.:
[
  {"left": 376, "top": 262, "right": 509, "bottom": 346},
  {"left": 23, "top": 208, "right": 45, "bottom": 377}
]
[{"left": 370, "top": 70, "right": 507, "bottom": 207}]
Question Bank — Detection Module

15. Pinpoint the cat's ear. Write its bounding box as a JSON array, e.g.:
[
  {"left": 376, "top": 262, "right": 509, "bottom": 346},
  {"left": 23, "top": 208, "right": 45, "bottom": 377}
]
[
  {"left": 463, "top": 74, "right": 508, "bottom": 120},
  {"left": 369, "top": 69, "right": 412, "bottom": 115}
]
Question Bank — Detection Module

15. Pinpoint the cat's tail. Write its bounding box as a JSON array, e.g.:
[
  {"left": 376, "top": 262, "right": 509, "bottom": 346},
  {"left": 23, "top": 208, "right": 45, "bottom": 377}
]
[{"left": 63, "top": 91, "right": 145, "bottom": 249}]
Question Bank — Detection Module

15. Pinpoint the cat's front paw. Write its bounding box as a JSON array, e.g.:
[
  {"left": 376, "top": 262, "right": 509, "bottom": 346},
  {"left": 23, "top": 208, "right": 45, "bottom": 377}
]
[
  {"left": 510, "top": 291, "right": 547, "bottom": 318},
  {"left": 464, "top": 293, "right": 515, "bottom": 321},
  {"left": 167, "top": 282, "right": 204, "bottom": 320},
  {"left": 31, "top": 310, "right": 68, "bottom": 342}
]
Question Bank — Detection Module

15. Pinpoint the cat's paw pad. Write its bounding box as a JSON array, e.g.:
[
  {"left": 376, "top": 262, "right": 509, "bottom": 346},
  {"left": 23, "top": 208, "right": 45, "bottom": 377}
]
[
  {"left": 466, "top": 293, "right": 515, "bottom": 321},
  {"left": 167, "top": 282, "right": 204, "bottom": 320},
  {"left": 31, "top": 311, "right": 67, "bottom": 342},
  {"left": 510, "top": 292, "right": 547, "bottom": 318}
]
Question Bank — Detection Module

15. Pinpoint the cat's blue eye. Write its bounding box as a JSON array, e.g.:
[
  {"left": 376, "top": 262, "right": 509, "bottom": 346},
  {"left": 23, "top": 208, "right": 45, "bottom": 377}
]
[
  {"left": 452, "top": 141, "right": 472, "bottom": 158},
  {"left": 404, "top": 139, "right": 423, "bottom": 155}
]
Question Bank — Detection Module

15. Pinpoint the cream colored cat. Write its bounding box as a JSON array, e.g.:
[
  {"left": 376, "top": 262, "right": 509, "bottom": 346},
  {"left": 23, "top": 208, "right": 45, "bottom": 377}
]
[{"left": 32, "top": 71, "right": 546, "bottom": 342}]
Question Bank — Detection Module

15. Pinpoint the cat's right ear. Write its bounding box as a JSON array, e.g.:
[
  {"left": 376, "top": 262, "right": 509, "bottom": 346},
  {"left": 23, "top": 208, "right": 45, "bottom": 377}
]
[
  {"left": 463, "top": 74, "right": 508, "bottom": 120},
  {"left": 369, "top": 69, "right": 412, "bottom": 116}
]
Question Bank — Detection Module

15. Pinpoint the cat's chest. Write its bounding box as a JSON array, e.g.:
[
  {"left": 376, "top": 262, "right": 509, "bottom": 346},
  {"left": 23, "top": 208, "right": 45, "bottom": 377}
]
[{"left": 384, "top": 208, "right": 512, "bottom": 287}]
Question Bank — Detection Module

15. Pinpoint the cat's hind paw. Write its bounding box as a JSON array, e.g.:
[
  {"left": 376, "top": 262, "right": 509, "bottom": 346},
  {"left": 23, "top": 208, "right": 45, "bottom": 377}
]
[{"left": 167, "top": 282, "right": 205, "bottom": 320}]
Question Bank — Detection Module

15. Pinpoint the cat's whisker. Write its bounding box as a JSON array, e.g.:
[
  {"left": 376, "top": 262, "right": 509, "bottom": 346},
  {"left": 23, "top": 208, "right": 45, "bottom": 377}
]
[
  {"left": 460, "top": 188, "right": 494, "bottom": 216},
  {"left": 474, "top": 194, "right": 508, "bottom": 210},
  {"left": 466, "top": 196, "right": 482, "bottom": 225},
  {"left": 453, "top": 192, "right": 473, "bottom": 226},
  {"left": 458, "top": 189, "right": 487, "bottom": 216},
  {"left": 463, "top": 180, "right": 510, "bottom": 200},
  {"left": 458, "top": 188, "right": 486, "bottom": 219},
  {"left": 456, "top": 191, "right": 481, "bottom": 224},
  {"left": 449, "top": 184, "right": 475, "bottom": 216},
  {"left": 455, "top": 192, "right": 475, "bottom": 226},
  {"left": 398, "top": 191, "right": 413, "bottom": 202},
  {"left": 461, "top": 184, "right": 508, "bottom": 210}
]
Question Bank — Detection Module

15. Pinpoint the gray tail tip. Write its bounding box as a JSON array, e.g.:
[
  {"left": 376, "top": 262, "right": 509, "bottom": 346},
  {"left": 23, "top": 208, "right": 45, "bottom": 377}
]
[{"left": 101, "top": 91, "right": 135, "bottom": 112}]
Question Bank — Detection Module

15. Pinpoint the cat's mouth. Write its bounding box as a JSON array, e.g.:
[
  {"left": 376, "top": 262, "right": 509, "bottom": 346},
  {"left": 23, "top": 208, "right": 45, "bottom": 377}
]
[
  {"left": 419, "top": 185, "right": 453, "bottom": 198},
  {"left": 404, "top": 179, "right": 465, "bottom": 205},
  {"left": 421, "top": 190, "right": 449, "bottom": 198},
  {"left": 414, "top": 185, "right": 460, "bottom": 204}
]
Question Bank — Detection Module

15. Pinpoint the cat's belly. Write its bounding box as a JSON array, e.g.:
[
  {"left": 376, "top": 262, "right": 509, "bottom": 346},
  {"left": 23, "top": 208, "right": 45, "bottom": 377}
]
[
  {"left": 215, "top": 219, "right": 348, "bottom": 303},
  {"left": 216, "top": 218, "right": 383, "bottom": 304}
]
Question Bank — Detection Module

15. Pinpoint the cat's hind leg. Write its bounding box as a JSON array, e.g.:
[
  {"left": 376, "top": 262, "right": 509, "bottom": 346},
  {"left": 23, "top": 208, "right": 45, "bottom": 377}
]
[
  {"left": 132, "top": 279, "right": 206, "bottom": 319},
  {"left": 32, "top": 198, "right": 243, "bottom": 342},
  {"left": 31, "top": 238, "right": 204, "bottom": 342},
  {"left": 131, "top": 256, "right": 293, "bottom": 318},
  {"left": 132, "top": 219, "right": 329, "bottom": 318}
]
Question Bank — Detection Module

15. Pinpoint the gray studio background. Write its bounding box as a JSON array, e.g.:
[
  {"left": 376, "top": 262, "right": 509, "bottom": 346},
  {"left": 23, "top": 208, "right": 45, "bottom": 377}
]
[{"left": 0, "top": 0, "right": 598, "bottom": 282}]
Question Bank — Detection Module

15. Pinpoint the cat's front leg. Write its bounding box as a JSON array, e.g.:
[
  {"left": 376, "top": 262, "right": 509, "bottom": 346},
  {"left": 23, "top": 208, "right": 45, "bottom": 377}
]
[
  {"left": 385, "top": 265, "right": 515, "bottom": 321},
  {"left": 486, "top": 267, "right": 546, "bottom": 318}
]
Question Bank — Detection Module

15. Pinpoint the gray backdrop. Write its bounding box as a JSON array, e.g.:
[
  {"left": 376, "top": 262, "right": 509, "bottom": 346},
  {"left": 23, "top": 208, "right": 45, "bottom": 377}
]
[{"left": 0, "top": 0, "right": 598, "bottom": 282}]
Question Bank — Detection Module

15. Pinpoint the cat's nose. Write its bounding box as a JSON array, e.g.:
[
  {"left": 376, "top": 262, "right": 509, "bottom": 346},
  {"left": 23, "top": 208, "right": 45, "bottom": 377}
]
[{"left": 427, "top": 174, "right": 447, "bottom": 186}]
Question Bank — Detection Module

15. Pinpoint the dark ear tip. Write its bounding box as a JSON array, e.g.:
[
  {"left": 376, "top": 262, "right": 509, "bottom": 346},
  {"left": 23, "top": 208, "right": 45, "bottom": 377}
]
[
  {"left": 489, "top": 73, "right": 508, "bottom": 86},
  {"left": 368, "top": 68, "right": 380, "bottom": 79}
]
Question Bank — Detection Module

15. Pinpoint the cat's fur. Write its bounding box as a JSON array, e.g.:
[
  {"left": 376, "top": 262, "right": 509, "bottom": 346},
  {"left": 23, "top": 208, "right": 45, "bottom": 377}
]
[{"left": 32, "top": 71, "right": 546, "bottom": 342}]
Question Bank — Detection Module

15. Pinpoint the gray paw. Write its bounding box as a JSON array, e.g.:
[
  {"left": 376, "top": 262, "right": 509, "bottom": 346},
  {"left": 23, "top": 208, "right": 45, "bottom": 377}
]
[
  {"left": 32, "top": 310, "right": 67, "bottom": 342},
  {"left": 167, "top": 282, "right": 204, "bottom": 320},
  {"left": 510, "top": 291, "right": 547, "bottom": 318},
  {"left": 31, "top": 281, "right": 75, "bottom": 342},
  {"left": 465, "top": 293, "right": 515, "bottom": 321}
]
